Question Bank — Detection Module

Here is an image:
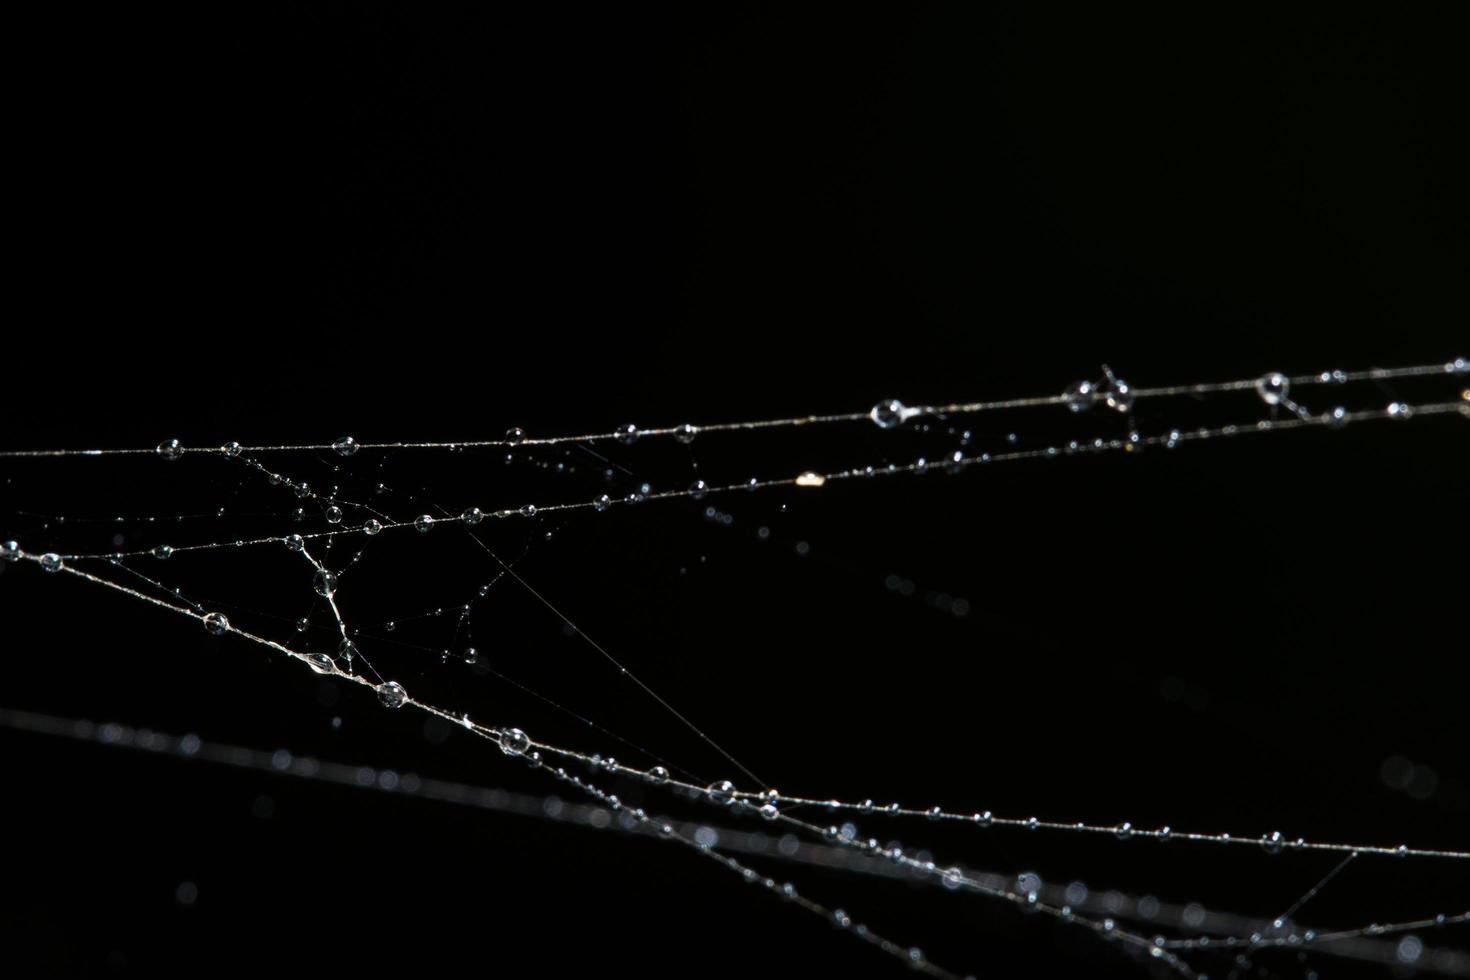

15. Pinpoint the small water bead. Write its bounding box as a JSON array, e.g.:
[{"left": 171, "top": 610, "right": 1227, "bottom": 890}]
[
  {"left": 332, "top": 436, "right": 358, "bottom": 457},
  {"left": 1255, "top": 372, "right": 1290, "bottom": 405},
  {"left": 593, "top": 494, "right": 612, "bottom": 512},
  {"left": 220, "top": 441, "right": 242, "bottom": 458},
  {"left": 306, "top": 652, "right": 333, "bottom": 674},
  {"left": 414, "top": 514, "right": 434, "bottom": 532},
  {"left": 152, "top": 544, "right": 174, "bottom": 560},
  {"left": 645, "top": 766, "right": 669, "bottom": 785},
  {"left": 689, "top": 479, "right": 708, "bottom": 499},
  {"left": 462, "top": 647, "right": 478, "bottom": 665},
  {"left": 1026, "top": 816, "right": 1039, "bottom": 830},
  {"left": 1261, "top": 830, "right": 1284, "bottom": 854},
  {"left": 40, "top": 553, "right": 63, "bottom": 572},
  {"left": 706, "top": 780, "right": 736, "bottom": 805},
  {"left": 294, "top": 617, "right": 309, "bottom": 632},
  {"left": 974, "top": 811, "right": 993, "bottom": 825},
  {"left": 338, "top": 639, "right": 357, "bottom": 663},
  {"left": 156, "top": 438, "right": 183, "bottom": 460},
  {"left": 1062, "top": 380, "right": 1096, "bottom": 412},
  {"left": 869, "top": 398, "right": 911, "bottom": 429},
  {"left": 499, "top": 728, "right": 531, "bottom": 756},
  {"left": 203, "top": 612, "right": 230, "bottom": 635},
  {"left": 504, "top": 427, "right": 525, "bottom": 446},
  {"left": 617, "top": 423, "right": 640, "bottom": 444},
  {"left": 325, "top": 505, "right": 343, "bottom": 524},
  {"left": 1101, "top": 375, "right": 1133, "bottom": 412},
  {"left": 1387, "top": 401, "right": 1414, "bottom": 419},
  {"left": 674, "top": 423, "right": 698, "bottom": 444},
  {"left": 362, "top": 518, "right": 382, "bottom": 536},
  {"left": 759, "top": 803, "right": 780, "bottom": 821},
  {"left": 293, "top": 482, "right": 311, "bottom": 499},
  {"left": 284, "top": 534, "right": 304, "bottom": 552},
  {"left": 377, "top": 681, "right": 407, "bottom": 709},
  {"left": 312, "top": 567, "right": 338, "bottom": 598},
  {"left": 0, "top": 541, "right": 19, "bottom": 562},
  {"left": 462, "top": 507, "right": 483, "bottom": 526}
]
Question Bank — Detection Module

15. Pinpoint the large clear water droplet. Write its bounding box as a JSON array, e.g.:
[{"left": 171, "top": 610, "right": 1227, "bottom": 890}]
[
  {"left": 156, "top": 439, "right": 183, "bottom": 461},
  {"left": 312, "top": 567, "right": 338, "bottom": 598},
  {"left": 0, "top": 541, "right": 19, "bottom": 562},
  {"left": 674, "top": 423, "right": 698, "bottom": 444},
  {"left": 462, "top": 507, "right": 483, "bottom": 526},
  {"left": 705, "top": 780, "right": 736, "bottom": 805},
  {"left": 306, "top": 652, "right": 333, "bottom": 674},
  {"left": 362, "top": 518, "right": 382, "bottom": 536},
  {"left": 284, "top": 534, "right": 304, "bottom": 552},
  {"left": 40, "top": 553, "right": 63, "bottom": 572},
  {"left": 378, "top": 681, "right": 407, "bottom": 709},
  {"left": 414, "top": 514, "right": 433, "bottom": 532},
  {"left": 505, "top": 427, "right": 525, "bottom": 446},
  {"left": 499, "top": 728, "right": 531, "bottom": 756},
  {"left": 203, "top": 612, "right": 230, "bottom": 635},
  {"left": 220, "top": 441, "right": 242, "bottom": 458},
  {"left": 1255, "top": 372, "right": 1290, "bottom": 405},
  {"left": 332, "top": 436, "right": 358, "bottom": 457},
  {"left": 869, "top": 399, "right": 910, "bottom": 429}
]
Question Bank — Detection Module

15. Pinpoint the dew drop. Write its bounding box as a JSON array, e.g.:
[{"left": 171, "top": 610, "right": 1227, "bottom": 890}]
[
  {"left": 617, "top": 423, "right": 640, "bottom": 444},
  {"left": 759, "top": 803, "right": 780, "bottom": 821},
  {"left": 1325, "top": 406, "right": 1349, "bottom": 429},
  {"left": 504, "top": 427, "right": 525, "bottom": 445},
  {"left": 152, "top": 544, "right": 174, "bottom": 560},
  {"left": 338, "top": 639, "right": 357, "bottom": 663},
  {"left": 1261, "top": 830, "right": 1284, "bottom": 854},
  {"left": 284, "top": 534, "right": 304, "bottom": 552},
  {"left": 156, "top": 438, "right": 183, "bottom": 461},
  {"left": 220, "top": 441, "right": 242, "bottom": 458},
  {"left": 689, "top": 479, "right": 708, "bottom": 499},
  {"left": 325, "top": 505, "right": 343, "bottom": 524},
  {"left": 312, "top": 567, "right": 338, "bottom": 598},
  {"left": 362, "top": 518, "right": 382, "bottom": 536},
  {"left": 869, "top": 399, "right": 910, "bottom": 429},
  {"left": 462, "top": 507, "right": 483, "bottom": 526},
  {"left": 0, "top": 541, "right": 19, "bottom": 562},
  {"left": 332, "top": 436, "right": 358, "bottom": 457},
  {"left": 1062, "top": 380, "right": 1096, "bottom": 412},
  {"left": 674, "top": 423, "right": 698, "bottom": 444},
  {"left": 40, "top": 553, "right": 63, "bottom": 572},
  {"left": 499, "top": 728, "right": 531, "bottom": 756},
  {"left": 306, "top": 652, "right": 333, "bottom": 674},
  {"left": 377, "top": 681, "right": 407, "bottom": 709},
  {"left": 1101, "top": 373, "right": 1133, "bottom": 413},
  {"left": 414, "top": 514, "right": 433, "bottom": 532},
  {"left": 645, "top": 765, "right": 670, "bottom": 784},
  {"left": 1387, "top": 401, "right": 1414, "bottom": 419},
  {"left": 706, "top": 780, "right": 736, "bottom": 805},
  {"left": 203, "top": 612, "right": 230, "bottom": 635},
  {"left": 519, "top": 504, "right": 537, "bottom": 518},
  {"left": 1255, "top": 372, "right": 1290, "bottom": 406},
  {"left": 593, "top": 494, "right": 611, "bottom": 512}
]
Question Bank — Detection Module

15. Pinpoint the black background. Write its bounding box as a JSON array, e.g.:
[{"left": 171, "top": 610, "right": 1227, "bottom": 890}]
[{"left": 2, "top": 7, "right": 1466, "bottom": 978}]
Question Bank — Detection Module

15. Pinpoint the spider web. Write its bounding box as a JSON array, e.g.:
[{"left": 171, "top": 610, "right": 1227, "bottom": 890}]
[{"left": 2, "top": 359, "right": 1467, "bottom": 979}]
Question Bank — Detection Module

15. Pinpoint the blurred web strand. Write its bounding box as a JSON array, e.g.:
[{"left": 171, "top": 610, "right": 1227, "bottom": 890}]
[
  {"left": 3, "top": 358, "right": 1467, "bottom": 979},
  {"left": 3, "top": 706, "right": 1464, "bottom": 976}
]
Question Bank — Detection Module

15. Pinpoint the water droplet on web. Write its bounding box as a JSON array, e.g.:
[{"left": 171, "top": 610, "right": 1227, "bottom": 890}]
[
  {"left": 40, "top": 553, "right": 63, "bottom": 572},
  {"left": 617, "top": 424, "right": 640, "bottom": 445},
  {"left": 363, "top": 518, "right": 382, "bottom": 536},
  {"left": 325, "top": 505, "right": 343, "bottom": 524},
  {"left": 1062, "top": 380, "right": 1096, "bottom": 412},
  {"left": 674, "top": 423, "right": 698, "bottom": 444},
  {"left": 377, "top": 681, "right": 407, "bottom": 709},
  {"left": 332, "top": 436, "right": 358, "bottom": 457},
  {"left": 462, "top": 647, "right": 478, "bottom": 664},
  {"left": 519, "top": 504, "right": 537, "bottom": 518},
  {"left": 689, "top": 480, "right": 708, "bottom": 499},
  {"left": 1255, "top": 372, "right": 1290, "bottom": 406},
  {"left": 1325, "top": 406, "right": 1348, "bottom": 429},
  {"left": 156, "top": 439, "right": 183, "bottom": 461},
  {"left": 1387, "top": 401, "right": 1414, "bottom": 419},
  {"left": 203, "top": 612, "right": 230, "bottom": 635},
  {"left": 869, "top": 399, "right": 910, "bottom": 429},
  {"left": 0, "top": 541, "right": 19, "bottom": 562},
  {"left": 414, "top": 514, "right": 433, "bottom": 532},
  {"left": 312, "top": 568, "right": 338, "bottom": 598},
  {"left": 284, "top": 534, "right": 304, "bottom": 552},
  {"left": 338, "top": 639, "right": 357, "bottom": 663},
  {"left": 645, "top": 766, "right": 669, "bottom": 784},
  {"left": 306, "top": 652, "right": 333, "bottom": 674},
  {"left": 706, "top": 780, "right": 736, "bottom": 805},
  {"left": 220, "top": 441, "right": 242, "bottom": 458},
  {"left": 462, "top": 507, "right": 483, "bottom": 526},
  {"left": 759, "top": 803, "right": 780, "bottom": 821},
  {"left": 1100, "top": 370, "right": 1133, "bottom": 413},
  {"left": 499, "top": 728, "right": 531, "bottom": 756},
  {"left": 1261, "top": 830, "right": 1284, "bottom": 854},
  {"left": 152, "top": 544, "right": 174, "bottom": 560}
]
